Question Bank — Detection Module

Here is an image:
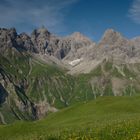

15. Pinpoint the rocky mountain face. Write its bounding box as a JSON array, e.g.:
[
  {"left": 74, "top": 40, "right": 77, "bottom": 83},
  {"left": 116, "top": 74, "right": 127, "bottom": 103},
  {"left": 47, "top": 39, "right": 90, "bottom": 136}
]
[
  {"left": 31, "top": 28, "right": 94, "bottom": 61},
  {"left": 0, "top": 27, "right": 93, "bottom": 60},
  {"left": 68, "top": 29, "right": 140, "bottom": 74},
  {"left": 0, "top": 27, "right": 140, "bottom": 124},
  {"left": 31, "top": 27, "right": 50, "bottom": 54},
  {"left": 96, "top": 29, "right": 140, "bottom": 63},
  {"left": 0, "top": 28, "right": 37, "bottom": 55}
]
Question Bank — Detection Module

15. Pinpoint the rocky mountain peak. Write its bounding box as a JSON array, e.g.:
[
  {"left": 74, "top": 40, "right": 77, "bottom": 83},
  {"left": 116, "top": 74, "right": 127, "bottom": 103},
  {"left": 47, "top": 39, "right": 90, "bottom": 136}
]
[
  {"left": 70, "top": 32, "right": 93, "bottom": 44},
  {"left": 103, "top": 29, "right": 121, "bottom": 37},
  {"left": 0, "top": 28, "right": 37, "bottom": 54},
  {"left": 8, "top": 28, "right": 17, "bottom": 40},
  {"left": 0, "top": 28, "right": 18, "bottom": 53},
  {"left": 0, "top": 28, "right": 17, "bottom": 40},
  {"left": 19, "top": 33, "right": 37, "bottom": 53},
  {"left": 31, "top": 27, "right": 51, "bottom": 54},
  {"left": 99, "top": 29, "right": 127, "bottom": 46},
  {"left": 71, "top": 32, "right": 86, "bottom": 39},
  {"left": 31, "top": 27, "right": 50, "bottom": 40},
  {"left": 33, "top": 27, "right": 50, "bottom": 36}
]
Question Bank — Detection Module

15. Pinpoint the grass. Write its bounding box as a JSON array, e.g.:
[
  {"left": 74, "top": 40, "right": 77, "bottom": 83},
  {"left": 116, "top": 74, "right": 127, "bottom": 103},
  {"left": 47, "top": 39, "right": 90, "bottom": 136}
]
[
  {"left": 27, "top": 59, "right": 95, "bottom": 106},
  {"left": 0, "top": 96, "right": 140, "bottom": 140}
]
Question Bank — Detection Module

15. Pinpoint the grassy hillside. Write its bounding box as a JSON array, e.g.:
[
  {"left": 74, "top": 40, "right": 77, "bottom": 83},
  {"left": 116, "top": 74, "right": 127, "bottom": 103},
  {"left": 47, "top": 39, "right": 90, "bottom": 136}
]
[
  {"left": 77, "top": 60, "right": 140, "bottom": 97},
  {"left": 0, "top": 50, "right": 95, "bottom": 123},
  {"left": 1, "top": 49, "right": 140, "bottom": 124},
  {"left": 0, "top": 96, "right": 140, "bottom": 140}
]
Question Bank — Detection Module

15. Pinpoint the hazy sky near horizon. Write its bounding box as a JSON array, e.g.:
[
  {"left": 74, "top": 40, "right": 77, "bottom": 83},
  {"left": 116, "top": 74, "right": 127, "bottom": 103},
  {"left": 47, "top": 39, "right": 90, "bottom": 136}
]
[{"left": 0, "top": 0, "right": 140, "bottom": 41}]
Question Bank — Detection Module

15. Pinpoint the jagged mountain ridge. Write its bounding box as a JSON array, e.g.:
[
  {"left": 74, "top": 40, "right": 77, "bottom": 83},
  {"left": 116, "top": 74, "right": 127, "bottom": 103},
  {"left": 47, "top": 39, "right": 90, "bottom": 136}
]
[
  {"left": 0, "top": 27, "right": 140, "bottom": 124},
  {"left": 67, "top": 29, "right": 140, "bottom": 74},
  {"left": 30, "top": 27, "right": 94, "bottom": 60},
  {"left": 1, "top": 27, "right": 139, "bottom": 69}
]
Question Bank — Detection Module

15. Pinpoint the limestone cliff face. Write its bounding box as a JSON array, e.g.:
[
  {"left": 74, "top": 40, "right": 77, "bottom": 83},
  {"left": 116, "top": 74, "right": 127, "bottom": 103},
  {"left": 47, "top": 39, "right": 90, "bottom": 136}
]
[
  {"left": 31, "top": 27, "right": 50, "bottom": 54},
  {"left": 0, "top": 27, "right": 95, "bottom": 62},
  {"left": 67, "top": 29, "right": 140, "bottom": 74},
  {"left": 62, "top": 32, "right": 94, "bottom": 61},
  {"left": 99, "top": 29, "right": 128, "bottom": 46},
  {"left": 95, "top": 29, "right": 140, "bottom": 63},
  {"left": 0, "top": 28, "right": 37, "bottom": 55},
  {"left": 1, "top": 27, "right": 140, "bottom": 66},
  {"left": 30, "top": 27, "right": 94, "bottom": 60},
  {"left": 50, "top": 32, "right": 94, "bottom": 60}
]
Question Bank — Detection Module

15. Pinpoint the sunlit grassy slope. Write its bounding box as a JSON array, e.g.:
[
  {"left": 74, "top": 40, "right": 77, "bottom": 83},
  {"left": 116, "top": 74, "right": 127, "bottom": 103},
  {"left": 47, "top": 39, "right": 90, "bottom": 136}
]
[{"left": 0, "top": 96, "right": 140, "bottom": 140}]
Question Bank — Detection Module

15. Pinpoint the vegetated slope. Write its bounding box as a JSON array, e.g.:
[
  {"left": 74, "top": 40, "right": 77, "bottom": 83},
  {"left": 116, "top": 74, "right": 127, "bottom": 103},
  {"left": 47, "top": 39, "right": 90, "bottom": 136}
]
[
  {"left": 86, "top": 59, "right": 140, "bottom": 97},
  {"left": 0, "top": 49, "right": 96, "bottom": 124},
  {"left": 0, "top": 96, "right": 140, "bottom": 140},
  {"left": 0, "top": 27, "right": 96, "bottom": 124},
  {"left": 1, "top": 49, "right": 140, "bottom": 124}
]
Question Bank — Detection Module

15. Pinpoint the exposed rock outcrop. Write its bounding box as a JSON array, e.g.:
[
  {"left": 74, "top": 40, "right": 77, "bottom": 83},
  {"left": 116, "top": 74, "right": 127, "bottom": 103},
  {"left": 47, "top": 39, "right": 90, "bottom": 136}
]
[
  {"left": 0, "top": 28, "right": 37, "bottom": 55},
  {"left": 67, "top": 29, "right": 140, "bottom": 74},
  {"left": 31, "top": 27, "right": 51, "bottom": 54}
]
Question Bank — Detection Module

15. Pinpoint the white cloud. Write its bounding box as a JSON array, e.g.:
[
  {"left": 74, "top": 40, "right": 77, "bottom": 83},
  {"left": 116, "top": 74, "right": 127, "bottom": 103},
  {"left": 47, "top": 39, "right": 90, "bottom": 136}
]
[
  {"left": 129, "top": 0, "right": 140, "bottom": 24},
  {"left": 0, "top": 0, "right": 79, "bottom": 33}
]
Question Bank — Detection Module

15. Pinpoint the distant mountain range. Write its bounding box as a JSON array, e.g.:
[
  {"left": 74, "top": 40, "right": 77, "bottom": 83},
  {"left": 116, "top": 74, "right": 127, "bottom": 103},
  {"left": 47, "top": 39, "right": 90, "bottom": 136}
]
[{"left": 0, "top": 27, "right": 140, "bottom": 124}]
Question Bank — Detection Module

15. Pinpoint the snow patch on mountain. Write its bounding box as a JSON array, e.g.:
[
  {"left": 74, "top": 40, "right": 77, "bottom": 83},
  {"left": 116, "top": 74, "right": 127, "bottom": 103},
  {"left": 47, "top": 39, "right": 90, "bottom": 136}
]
[{"left": 69, "top": 58, "right": 83, "bottom": 66}]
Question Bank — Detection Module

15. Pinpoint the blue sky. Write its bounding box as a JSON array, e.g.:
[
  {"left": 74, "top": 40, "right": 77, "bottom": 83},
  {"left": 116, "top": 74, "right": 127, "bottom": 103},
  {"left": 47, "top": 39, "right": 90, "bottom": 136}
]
[{"left": 0, "top": 0, "right": 140, "bottom": 41}]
